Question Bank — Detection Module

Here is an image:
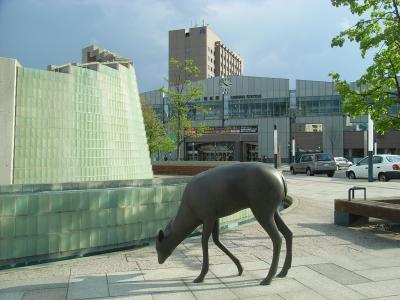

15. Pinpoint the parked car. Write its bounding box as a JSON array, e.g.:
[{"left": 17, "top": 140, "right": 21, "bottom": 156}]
[
  {"left": 290, "top": 153, "right": 336, "bottom": 177},
  {"left": 334, "top": 157, "right": 353, "bottom": 170},
  {"left": 346, "top": 155, "right": 400, "bottom": 181}
]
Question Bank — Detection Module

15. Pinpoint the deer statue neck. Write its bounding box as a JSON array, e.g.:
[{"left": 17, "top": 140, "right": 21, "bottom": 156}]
[{"left": 167, "top": 203, "right": 201, "bottom": 251}]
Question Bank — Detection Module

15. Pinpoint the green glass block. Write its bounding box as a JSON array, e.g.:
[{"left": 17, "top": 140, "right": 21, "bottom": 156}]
[
  {"left": 15, "top": 216, "right": 28, "bottom": 237},
  {"left": 1, "top": 195, "right": 16, "bottom": 216},
  {"left": 48, "top": 234, "right": 60, "bottom": 253},
  {"left": 71, "top": 213, "right": 80, "bottom": 231},
  {"left": 61, "top": 213, "right": 73, "bottom": 233},
  {"left": 107, "top": 227, "right": 117, "bottom": 244},
  {"left": 26, "top": 236, "right": 37, "bottom": 257},
  {"left": 79, "top": 230, "right": 90, "bottom": 249},
  {"left": 70, "top": 231, "right": 80, "bottom": 251},
  {"left": 98, "top": 191, "right": 110, "bottom": 209},
  {"left": 38, "top": 195, "right": 50, "bottom": 214},
  {"left": 37, "top": 215, "right": 49, "bottom": 235},
  {"left": 15, "top": 195, "right": 29, "bottom": 216},
  {"left": 89, "top": 229, "right": 101, "bottom": 247},
  {"left": 36, "top": 236, "right": 49, "bottom": 255},
  {"left": 97, "top": 209, "right": 108, "bottom": 227},
  {"left": 79, "top": 211, "right": 91, "bottom": 230},
  {"left": 50, "top": 193, "right": 63, "bottom": 212},
  {"left": 14, "top": 237, "right": 28, "bottom": 258},
  {"left": 108, "top": 208, "right": 117, "bottom": 226},
  {"left": 0, "top": 217, "right": 15, "bottom": 238},
  {"left": 48, "top": 214, "right": 61, "bottom": 234},
  {"left": 0, "top": 238, "right": 14, "bottom": 260},
  {"left": 115, "top": 208, "right": 125, "bottom": 225}
]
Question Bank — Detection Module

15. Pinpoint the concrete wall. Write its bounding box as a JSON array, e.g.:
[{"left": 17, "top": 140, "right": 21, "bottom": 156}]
[{"left": 0, "top": 58, "right": 19, "bottom": 185}]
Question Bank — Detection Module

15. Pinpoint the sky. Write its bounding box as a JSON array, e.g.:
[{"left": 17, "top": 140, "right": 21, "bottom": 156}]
[{"left": 0, "top": 0, "right": 373, "bottom": 91}]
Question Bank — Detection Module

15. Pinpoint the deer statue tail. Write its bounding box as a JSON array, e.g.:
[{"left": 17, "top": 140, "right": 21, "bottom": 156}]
[{"left": 281, "top": 174, "right": 287, "bottom": 200}]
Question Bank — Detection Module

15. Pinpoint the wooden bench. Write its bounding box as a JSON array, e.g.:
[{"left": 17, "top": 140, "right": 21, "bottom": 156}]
[{"left": 334, "top": 198, "right": 400, "bottom": 226}]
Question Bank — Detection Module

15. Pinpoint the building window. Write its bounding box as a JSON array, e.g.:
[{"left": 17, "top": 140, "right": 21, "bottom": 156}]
[{"left": 204, "top": 97, "right": 208, "bottom": 100}]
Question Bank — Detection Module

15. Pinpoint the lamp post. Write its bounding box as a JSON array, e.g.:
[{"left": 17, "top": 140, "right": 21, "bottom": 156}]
[
  {"left": 274, "top": 124, "right": 278, "bottom": 169},
  {"left": 292, "top": 137, "right": 295, "bottom": 163},
  {"left": 368, "top": 113, "right": 374, "bottom": 182},
  {"left": 374, "top": 140, "right": 377, "bottom": 155}
]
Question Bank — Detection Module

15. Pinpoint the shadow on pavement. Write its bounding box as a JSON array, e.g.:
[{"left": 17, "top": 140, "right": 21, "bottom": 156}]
[{"left": 299, "top": 222, "right": 400, "bottom": 250}]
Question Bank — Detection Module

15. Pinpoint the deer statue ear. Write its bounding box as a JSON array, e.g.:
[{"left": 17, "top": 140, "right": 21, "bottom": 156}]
[{"left": 158, "top": 230, "right": 164, "bottom": 241}]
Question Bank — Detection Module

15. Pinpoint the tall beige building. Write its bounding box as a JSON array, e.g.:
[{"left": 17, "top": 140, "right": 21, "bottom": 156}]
[{"left": 169, "top": 26, "right": 243, "bottom": 83}]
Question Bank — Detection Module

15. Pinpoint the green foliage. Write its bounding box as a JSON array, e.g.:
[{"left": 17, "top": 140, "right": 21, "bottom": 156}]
[
  {"left": 330, "top": 0, "right": 400, "bottom": 132},
  {"left": 161, "top": 59, "right": 207, "bottom": 160},
  {"left": 140, "top": 97, "right": 174, "bottom": 157}
]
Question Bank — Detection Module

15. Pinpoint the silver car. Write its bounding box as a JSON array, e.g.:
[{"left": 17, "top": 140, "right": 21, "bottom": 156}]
[
  {"left": 290, "top": 153, "right": 336, "bottom": 177},
  {"left": 334, "top": 157, "right": 353, "bottom": 170}
]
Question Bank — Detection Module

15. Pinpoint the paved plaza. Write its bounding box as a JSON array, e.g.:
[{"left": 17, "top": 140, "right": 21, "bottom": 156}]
[{"left": 0, "top": 173, "right": 399, "bottom": 299}]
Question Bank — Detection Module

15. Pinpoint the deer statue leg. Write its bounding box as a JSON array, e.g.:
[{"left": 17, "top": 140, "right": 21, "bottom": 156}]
[
  {"left": 193, "top": 219, "right": 215, "bottom": 283},
  {"left": 251, "top": 208, "right": 282, "bottom": 285},
  {"left": 274, "top": 212, "right": 292, "bottom": 277},
  {"left": 212, "top": 219, "right": 243, "bottom": 276}
]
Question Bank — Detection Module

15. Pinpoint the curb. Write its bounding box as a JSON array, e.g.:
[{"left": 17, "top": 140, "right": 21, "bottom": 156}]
[{"left": 280, "top": 194, "right": 299, "bottom": 215}]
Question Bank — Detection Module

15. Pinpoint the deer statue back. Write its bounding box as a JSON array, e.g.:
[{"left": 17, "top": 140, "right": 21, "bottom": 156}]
[{"left": 156, "top": 162, "right": 292, "bottom": 285}]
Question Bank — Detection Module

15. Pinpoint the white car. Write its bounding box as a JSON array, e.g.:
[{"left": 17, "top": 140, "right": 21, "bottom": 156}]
[
  {"left": 334, "top": 157, "right": 352, "bottom": 170},
  {"left": 346, "top": 155, "right": 400, "bottom": 181}
]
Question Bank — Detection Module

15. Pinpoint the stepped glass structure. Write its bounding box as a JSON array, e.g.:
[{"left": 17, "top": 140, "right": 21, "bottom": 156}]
[{"left": 0, "top": 47, "right": 153, "bottom": 185}]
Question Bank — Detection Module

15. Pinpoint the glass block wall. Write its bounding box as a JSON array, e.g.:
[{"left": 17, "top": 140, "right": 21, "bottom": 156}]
[{"left": 13, "top": 63, "right": 153, "bottom": 184}]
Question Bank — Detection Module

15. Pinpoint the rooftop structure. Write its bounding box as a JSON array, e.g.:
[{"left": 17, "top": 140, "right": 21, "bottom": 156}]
[{"left": 169, "top": 26, "right": 243, "bottom": 84}]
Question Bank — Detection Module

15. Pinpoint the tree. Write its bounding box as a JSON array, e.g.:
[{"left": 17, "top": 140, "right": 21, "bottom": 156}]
[
  {"left": 161, "top": 58, "right": 207, "bottom": 160},
  {"left": 330, "top": 0, "right": 400, "bottom": 133},
  {"left": 140, "top": 97, "right": 174, "bottom": 159}
]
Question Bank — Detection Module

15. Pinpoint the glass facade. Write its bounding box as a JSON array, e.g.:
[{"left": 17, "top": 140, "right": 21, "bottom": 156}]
[
  {"left": 13, "top": 64, "right": 153, "bottom": 184},
  {"left": 183, "top": 97, "right": 289, "bottom": 120},
  {"left": 297, "top": 95, "right": 342, "bottom": 116}
]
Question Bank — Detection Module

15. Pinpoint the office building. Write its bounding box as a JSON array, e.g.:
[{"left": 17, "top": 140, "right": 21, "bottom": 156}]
[
  {"left": 169, "top": 26, "right": 243, "bottom": 83},
  {"left": 141, "top": 76, "right": 400, "bottom": 162},
  {"left": 0, "top": 47, "right": 153, "bottom": 185}
]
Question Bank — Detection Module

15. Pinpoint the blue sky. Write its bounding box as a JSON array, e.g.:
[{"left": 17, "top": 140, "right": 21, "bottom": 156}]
[{"left": 0, "top": 0, "right": 372, "bottom": 91}]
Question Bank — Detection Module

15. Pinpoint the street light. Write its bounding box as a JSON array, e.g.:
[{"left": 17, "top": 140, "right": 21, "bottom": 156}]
[
  {"left": 292, "top": 137, "right": 296, "bottom": 163},
  {"left": 368, "top": 113, "right": 374, "bottom": 182},
  {"left": 274, "top": 124, "right": 278, "bottom": 169}
]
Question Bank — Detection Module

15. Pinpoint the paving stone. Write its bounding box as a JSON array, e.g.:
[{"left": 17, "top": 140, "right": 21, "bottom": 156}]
[
  {"left": 0, "top": 291, "right": 24, "bottom": 300},
  {"left": 137, "top": 257, "right": 201, "bottom": 270},
  {"left": 22, "top": 287, "right": 67, "bottom": 300},
  {"left": 289, "top": 255, "right": 328, "bottom": 267},
  {"left": 223, "top": 271, "right": 304, "bottom": 299},
  {"left": 0, "top": 266, "right": 70, "bottom": 282},
  {"left": 0, "top": 277, "right": 68, "bottom": 293},
  {"left": 288, "top": 266, "right": 365, "bottom": 300},
  {"left": 184, "top": 277, "right": 238, "bottom": 300},
  {"left": 239, "top": 296, "right": 283, "bottom": 300},
  {"left": 91, "top": 296, "right": 152, "bottom": 300},
  {"left": 355, "top": 266, "right": 400, "bottom": 281},
  {"left": 308, "top": 263, "right": 371, "bottom": 285},
  {"left": 152, "top": 290, "right": 196, "bottom": 300},
  {"left": 109, "top": 279, "right": 188, "bottom": 297},
  {"left": 67, "top": 274, "right": 108, "bottom": 300},
  {"left": 279, "top": 288, "right": 326, "bottom": 300},
  {"left": 107, "top": 271, "right": 145, "bottom": 284},
  {"left": 70, "top": 259, "right": 139, "bottom": 275},
  {"left": 348, "top": 279, "right": 400, "bottom": 298},
  {"left": 142, "top": 267, "right": 200, "bottom": 282}
]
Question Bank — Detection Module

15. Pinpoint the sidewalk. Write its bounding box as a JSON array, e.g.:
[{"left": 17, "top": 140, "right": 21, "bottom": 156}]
[{"left": 0, "top": 176, "right": 399, "bottom": 299}]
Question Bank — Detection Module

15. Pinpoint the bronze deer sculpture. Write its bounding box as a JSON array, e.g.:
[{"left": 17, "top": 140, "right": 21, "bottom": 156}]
[{"left": 156, "top": 162, "right": 292, "bottom": 285}]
